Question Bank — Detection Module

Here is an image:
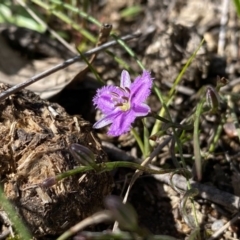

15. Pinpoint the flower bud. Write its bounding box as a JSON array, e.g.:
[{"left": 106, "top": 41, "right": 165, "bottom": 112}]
[
  {"left": 69, "top": 143, "right": 99, "bottom": 170},
  {"left": 206, "top": 86, "right": 220, "bottom": 112},
  {"left": 104, "top": 195, "right": 138, "bottom": 231},
  {"left": 41, "top": 176, "right": 57, "bottom": 189}
]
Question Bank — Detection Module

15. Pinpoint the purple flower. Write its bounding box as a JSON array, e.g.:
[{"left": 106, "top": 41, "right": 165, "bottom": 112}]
[{"left": 93, "top": 70, "right": 153, "bottom": 136}]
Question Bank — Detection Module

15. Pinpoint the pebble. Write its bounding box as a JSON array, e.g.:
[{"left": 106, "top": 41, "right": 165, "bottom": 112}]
[{"left": 211, "top": 219, "right": 224, "bottom": 231}]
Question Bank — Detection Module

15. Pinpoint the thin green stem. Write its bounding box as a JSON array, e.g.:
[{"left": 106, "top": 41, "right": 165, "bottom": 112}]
[
  {"left": 208, "top": 115, "right": 225, "bottom": 153},
  {"left": 55, "top": 161, "right": 173, "bottom": 183},
  {"left": 142, "top": 119, "right": 150, "bottom": 157},
  {"left": 111, "top": 34, "right": 145, "bottom": 70},
  {"left": 31, "top": 0, "right": 97, "bottom": 42},
  {"left": 77, "top": 50, "right": 104, "bottom": 85},
  {"left": 228, "top": 95, "right": 240, "bottom": 143},
  {"left": 106, "top": 50, "right": 132, "bottom": 70},
  {"left": 0, "top": 186, "right": 32, "bottom": 239},
  {"left": 151, "top": 39, "right": 205, "bottom": 137},
  {"left": 48, "top": 0, "right": 102, "bottom": 26},
  {"left": 131, "top": 128, "right": 144, "bottom": 155},
  {"left": 193, "top": 99, "right": 205, "bottom": 181},
  {"left": 152, "top": 86, "right": 186, "bottom": 168},
  {"left": 233, "top": 0, "right": 240, "bottom": 17}
]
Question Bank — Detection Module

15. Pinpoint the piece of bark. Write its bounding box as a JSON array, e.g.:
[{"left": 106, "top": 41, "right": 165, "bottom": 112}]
[{"left": 0, "top": 84, "right": 112, "bottom": 238}]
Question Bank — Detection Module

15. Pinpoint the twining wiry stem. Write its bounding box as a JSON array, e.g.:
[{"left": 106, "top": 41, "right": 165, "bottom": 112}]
[
  {"left": 58, "top": 161, "right": 172, "bottom": 182},
  {"left": 41, "top": 161, "right": 174, "bottom": 189},
  {"left": 0, "top": 32, "right": 141, "bottom": 102}
]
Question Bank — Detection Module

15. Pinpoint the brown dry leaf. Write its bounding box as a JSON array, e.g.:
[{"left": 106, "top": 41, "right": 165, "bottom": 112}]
[{"left": 0, "top": 35, "right": 84, "bottom": 99}]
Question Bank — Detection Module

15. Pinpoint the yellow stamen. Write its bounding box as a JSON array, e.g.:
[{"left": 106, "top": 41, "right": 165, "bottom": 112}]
[{"left": 119, "top": 102, "right": 130, "bottom": 111}]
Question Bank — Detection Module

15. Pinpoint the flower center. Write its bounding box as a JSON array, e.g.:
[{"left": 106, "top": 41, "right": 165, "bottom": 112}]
[
  {"left": 119, "top": 100, "right": 130, "bottom": 111},
  {"left": 111, "top": 87, "right": 131, "bottom": 112}
]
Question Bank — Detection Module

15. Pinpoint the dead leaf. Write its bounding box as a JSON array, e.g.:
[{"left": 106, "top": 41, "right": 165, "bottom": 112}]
[{"left": 0, "top": 32, "right": 84, "bottom": 99}]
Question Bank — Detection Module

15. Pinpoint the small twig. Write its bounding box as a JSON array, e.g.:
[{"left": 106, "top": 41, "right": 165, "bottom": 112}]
[
  {"left": 217, "top": 0, "right": 229, "bottom": 56},
  {"left": 0, "top": 31, "right": 141, "bottom": 102},
  {"left": 207, "top": 212, "right": 240, "bottom": 240}
]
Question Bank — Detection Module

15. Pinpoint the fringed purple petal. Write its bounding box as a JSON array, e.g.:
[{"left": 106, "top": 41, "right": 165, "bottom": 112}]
[
  {"left": 130, "top": 70, "right": 153, "bottom": 103},
  {"left": 108, "top": 110, "right": 136, "bottom": 136},
  {"left": 120, "top": 70, "right": 131, "bottom": 88},
  {"left": 93, "top": 85, "right": 118, "bottom": 114},
  {"left": 93, "top": 110, "right": 121, "bottom": 129},
  {"left": 132, "top": 103, "right": 150, "bottom": 117}
]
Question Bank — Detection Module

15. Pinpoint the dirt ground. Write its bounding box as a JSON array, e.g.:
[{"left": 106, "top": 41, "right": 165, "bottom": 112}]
[{"left": 1, "top": 0, "right": 240, "bottom": 239}]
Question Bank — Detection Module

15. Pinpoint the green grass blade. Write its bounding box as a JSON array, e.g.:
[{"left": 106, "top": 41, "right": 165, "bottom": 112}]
[
  {"left": 0, "top": 2, "right": 44, "bottom": 31},
  {"left": 48, "top": 0, "right": 102, "bottom": 27},
  {"left": 151, "top": 38, "right": 205, "bottom": 137},
  {"left": 31, "top": 0, "right": 96, "bottom": 42},
  {"left": 0, "top": 186, "right": 32, "bottom": 239},
  {"left": 208, "top": 117, "right": 224, "bottom": 153},
  {"left": 228, "top": 95, "right": 240, "bottom": 142},
  {"left": 106, "top": 50, "right": 132, "bottom": 70},
  {"left": 232, "top": 0, "right": 240, "bottom": 17},
  {"left": 131, "top": 128, "right": 144, "bottom": 156},
  {"left": 77, "top": 50, "right": 104, "bottom": 85},
  {"left": 142, "top": 119, "right": 150, "bottom": 157},
  {"left": 120, "top": 5, "right": 142, "bottom": 18},
  {"left": 111, "top": 34, "right": 145, "bottom": 70},
  {"left": 193, "top": 99, "right": 204, "bottom": 181},
  {"left": 168, "top": 39, "right": 205, "bottom": 99}
]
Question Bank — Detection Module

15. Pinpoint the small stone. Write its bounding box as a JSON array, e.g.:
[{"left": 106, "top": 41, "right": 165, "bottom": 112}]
[{"left": 211, "top": 220, "right": 224, "bottom": 231}]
